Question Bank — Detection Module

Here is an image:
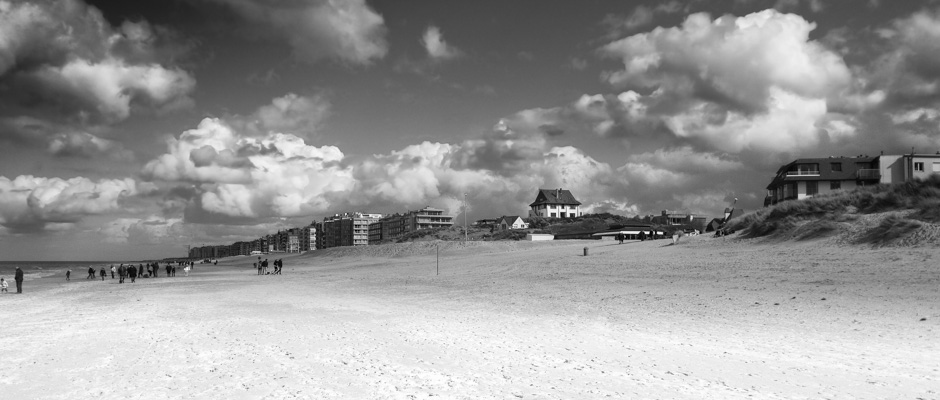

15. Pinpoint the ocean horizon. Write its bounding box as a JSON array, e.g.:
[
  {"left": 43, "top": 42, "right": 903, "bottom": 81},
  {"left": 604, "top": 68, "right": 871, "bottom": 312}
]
[{"left": 0, "top": 260, "right": 154, "bottom": 279}]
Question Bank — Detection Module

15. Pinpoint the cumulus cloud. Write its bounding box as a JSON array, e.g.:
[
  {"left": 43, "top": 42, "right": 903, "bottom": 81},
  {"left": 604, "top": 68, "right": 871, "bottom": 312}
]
[
  {"left": 0, "top": 0, "right": 195, "bottom": 123},
  {"left": 30, "top": 57, "right": 195, "bottom": 122},
  {"left": 0, "top": 116, "right": 134, "bottom": 159},
  {"left": 207, "top": 0, "right": 388, "bottom": 65},
  {"left": 48, "top": 131, "right": 134, "bottom": 160},
  {"left": 0, "top": 175, "right": 138, "bottom": 233},
  {"left": 142, "top": 116, "right": 356, "bottom": 219},
  {"left": 97, "top": 216, "right": 188, "bottom": 244},
  {"left": 601, "top": 10, "right": 850, "bottom": 112},
  {"left": 592, "top": 9, "right": 861, "bottom": 155},
  {"left": 138, "top": 94, "right": 638, "bottom": 224},
  {"left": 601, "top": 2, "right": 683, "bottom": 37},
  {"left": 246, "top": 93, "right": 332, "bottom": 139},
  {"left": 870, "top": 8, "right": 940, "bottom": 107},
  {"left": 422, "top": 26, "right": 462, "bottom": 61}
]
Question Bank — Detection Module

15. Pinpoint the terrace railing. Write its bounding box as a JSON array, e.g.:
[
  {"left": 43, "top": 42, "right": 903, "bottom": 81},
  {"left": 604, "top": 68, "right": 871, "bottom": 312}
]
[
  {"left": 786, "top": 170, "right": 820, "bottom": 176},
  {"left": 857, "top": 169, "right": 881, "bottom": 180}
]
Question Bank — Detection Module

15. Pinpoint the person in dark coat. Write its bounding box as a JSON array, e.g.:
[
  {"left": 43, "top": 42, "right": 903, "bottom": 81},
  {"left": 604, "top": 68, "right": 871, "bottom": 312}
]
[
  {"left": 99, "top": 267, "right": 106, "bottom": 281},
  {"left": 128, "top": 265, "right": 137, "bottom": 283},
  {"left": 87, "top": 267, "right": 95, "bottom": 280},
  {"left": 166, "top": 264, "right": 172, "bottom": 277},
  {"left": 66, "top": 269, "right": 71, "bottom": 281},
  {"left": 118, "top": 264, "right": 126, "bottom": 284},
  {"left": 14, "top": 267, "right": 24, "bottom": 293}
]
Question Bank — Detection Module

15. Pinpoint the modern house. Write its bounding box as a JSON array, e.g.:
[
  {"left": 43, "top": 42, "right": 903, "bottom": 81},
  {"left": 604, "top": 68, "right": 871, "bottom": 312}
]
[
  {"left": 473, "top": 218, "right": 498, "bottom": 227},
  {"left": 528, "top": 188, "right": 582, "bottom": 218},
  {"left": 650, "top": 210, "right": 709, "bottom": 232},
  {"left": 368, "top": 206, "right": 454, "bottom": 243},
  {"left": 764, "top": 153, "right": 940, "bottom": 206},
  {"left": 495, "top": 216, "right": 528, "bottom": 230}
]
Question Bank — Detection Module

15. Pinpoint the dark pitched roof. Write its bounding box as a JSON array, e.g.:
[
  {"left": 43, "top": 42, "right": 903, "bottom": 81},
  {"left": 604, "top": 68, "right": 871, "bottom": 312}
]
[
  {"left": 497, "top": 216, "right": 523, "bottom": 225},
  {"left": 529, "top": 189, "right": 581, "bottom": 207}
]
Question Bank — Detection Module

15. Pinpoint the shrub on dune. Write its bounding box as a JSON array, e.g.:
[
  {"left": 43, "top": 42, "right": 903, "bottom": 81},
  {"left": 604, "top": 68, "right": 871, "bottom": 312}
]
[{"left": 732, "top": 177, "right": 940, "bottom": 244}]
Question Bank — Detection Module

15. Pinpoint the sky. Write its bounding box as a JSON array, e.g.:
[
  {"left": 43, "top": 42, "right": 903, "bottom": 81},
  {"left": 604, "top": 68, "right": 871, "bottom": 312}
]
[{"left": 2, "top": 0, "right": 940, "bottom": 261}]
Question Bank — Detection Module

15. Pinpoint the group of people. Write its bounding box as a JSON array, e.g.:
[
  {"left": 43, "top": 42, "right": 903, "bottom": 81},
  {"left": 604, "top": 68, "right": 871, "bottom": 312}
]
[
  {"left": 115, "top": 261, "right": 194, "bottom": 283},
  {"left": 64, "top": 261, "right": 196, "bottom": 284},
  {"left": 254, "top": 258, "right": 284, "bottom": 275},
  {"left": 0, "top": 267, "right": 23, "bottom": 294}
]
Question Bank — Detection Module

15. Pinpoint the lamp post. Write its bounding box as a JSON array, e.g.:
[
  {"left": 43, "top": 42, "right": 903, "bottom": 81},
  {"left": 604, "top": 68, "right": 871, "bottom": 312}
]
[{"left": 464, "top": 192, "right": 468, "bottom": 242}]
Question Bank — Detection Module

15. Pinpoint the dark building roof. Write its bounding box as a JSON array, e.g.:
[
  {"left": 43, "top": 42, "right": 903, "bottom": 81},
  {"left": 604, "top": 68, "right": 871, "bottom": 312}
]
[
  {"left": 529, "top": 188, "right": 581, "bottom": 207},
  {"left": 766, "top": 156, "right": 877, "bottom": 190},
  {"left": 496, "top": 216, "right": 523, "bottom": 225}
]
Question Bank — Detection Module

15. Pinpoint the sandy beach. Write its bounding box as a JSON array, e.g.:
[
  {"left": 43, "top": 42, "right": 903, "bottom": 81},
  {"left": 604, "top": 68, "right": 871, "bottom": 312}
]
[{"left": 2, "top": 235, "right": 938, "bottom": 399}]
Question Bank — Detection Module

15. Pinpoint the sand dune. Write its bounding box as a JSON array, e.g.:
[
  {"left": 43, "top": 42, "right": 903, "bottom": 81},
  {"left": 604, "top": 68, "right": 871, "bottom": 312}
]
[{"left": 2, "top": 235, "right": 938, "bottom": 399}]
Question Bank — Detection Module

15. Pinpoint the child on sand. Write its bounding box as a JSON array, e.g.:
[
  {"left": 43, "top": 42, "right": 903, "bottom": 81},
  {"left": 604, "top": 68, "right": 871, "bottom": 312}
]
[{"left": 1, "top": 278, "right": 7, "bottom": 293}]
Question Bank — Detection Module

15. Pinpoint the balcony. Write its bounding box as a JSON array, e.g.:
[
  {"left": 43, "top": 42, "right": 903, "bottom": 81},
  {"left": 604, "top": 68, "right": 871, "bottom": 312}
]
[
  {"left": 857, "top": 169, "right": 880, "bottom": 180},
  {"left": 786, "top": 170, "right": 820, "bottom": 177}
]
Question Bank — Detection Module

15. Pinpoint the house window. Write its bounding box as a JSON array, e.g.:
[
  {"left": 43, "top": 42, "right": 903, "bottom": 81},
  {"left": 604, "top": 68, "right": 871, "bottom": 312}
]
[
  {"left": 806, "top": 181, "right": 818, "bottom": 195},
  {"left": 915, "top": 162, "right": 925, "bottom": 172},
  {"left": 831, "top": 163, "right": 842, "bottom": 172},
  {"left": 934, "top": 162, "right": 940, "bottom": 172},
  {"left": 830, "top": 181, "right": 841, "bottom": 190},
  {"left": 550, "top": 213, "right": 556, "bottom": 218}
]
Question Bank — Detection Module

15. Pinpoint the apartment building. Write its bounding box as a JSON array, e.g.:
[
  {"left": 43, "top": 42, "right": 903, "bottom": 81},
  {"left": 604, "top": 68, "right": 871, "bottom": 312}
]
[
  {"left": 765, "top": 153, "right": 940, "bottom": 206},
  {"left": 320, "top": 212, "right": 383, "bottom": 249},
  {"left": 368, "top": 207, "right": 454, "bottom": 243}
]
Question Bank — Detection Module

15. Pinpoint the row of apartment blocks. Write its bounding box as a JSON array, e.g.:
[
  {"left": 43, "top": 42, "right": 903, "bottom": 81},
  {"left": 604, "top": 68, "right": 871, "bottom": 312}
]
[
  {"left": 765, "top": 152, "right": 940, "bottom": 206},
  {"left": 189, "top": 226, "right": 318, "bottom": 260},
  {"left": 188, "top": 207, "right": 453, "bottom": 259}
]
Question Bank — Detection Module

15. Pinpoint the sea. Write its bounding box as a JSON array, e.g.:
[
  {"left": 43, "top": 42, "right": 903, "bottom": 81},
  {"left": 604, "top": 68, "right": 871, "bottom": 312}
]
[{"left": 0, "top": 260, "right": 148, "bottom": 280}]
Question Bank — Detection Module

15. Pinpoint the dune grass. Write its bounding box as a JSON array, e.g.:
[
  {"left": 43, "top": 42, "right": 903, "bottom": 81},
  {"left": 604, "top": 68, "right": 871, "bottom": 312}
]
[{"left": 731, "top": 175, "right": 940, "bottom": 243}]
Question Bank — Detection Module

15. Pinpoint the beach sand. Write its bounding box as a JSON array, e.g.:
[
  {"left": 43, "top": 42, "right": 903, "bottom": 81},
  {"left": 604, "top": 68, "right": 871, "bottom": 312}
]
[{"left": 2, "top": 235, "right": 938, "bottom": 399}]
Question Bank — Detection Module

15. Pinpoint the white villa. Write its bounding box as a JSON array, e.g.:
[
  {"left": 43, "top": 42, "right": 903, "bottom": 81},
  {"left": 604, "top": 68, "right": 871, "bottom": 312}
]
[{"left": 528, "top": 188, "right": 582, "bottom": 218}]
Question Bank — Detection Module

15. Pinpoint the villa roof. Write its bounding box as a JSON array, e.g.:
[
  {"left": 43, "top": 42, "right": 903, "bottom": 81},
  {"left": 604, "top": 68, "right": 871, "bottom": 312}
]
[{"left": 529, "top": 189, "right": 581, "bottom": 207}]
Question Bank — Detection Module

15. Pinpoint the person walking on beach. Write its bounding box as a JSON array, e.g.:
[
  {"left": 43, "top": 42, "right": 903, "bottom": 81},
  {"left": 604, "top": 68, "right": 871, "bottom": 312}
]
[
  {"left": 99, "top": 267, "right": 106, "bottom": 281},
  {"left": 118, "top": 264, "right": 125, "bottom": 284},
  {"left": 66, "top": 269, "right": 71, "bottom": 281},
  {"left": 110, "top": 265, "right": 116, "bottom": 279},
  {"left": 128, "top": 265, "right": 137, "bottom": 283},
  {"left": 1, "top": 278, "right": 8, "bottom": 293},
  {"left": 15, "top": 267, "right": 24, "bottom": 293},
  {"left": 86, "top": 267, "right": 95, "bottom": 280},
  {"left": 183, "top": 264, "right": 190, "bottom": 277}
]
